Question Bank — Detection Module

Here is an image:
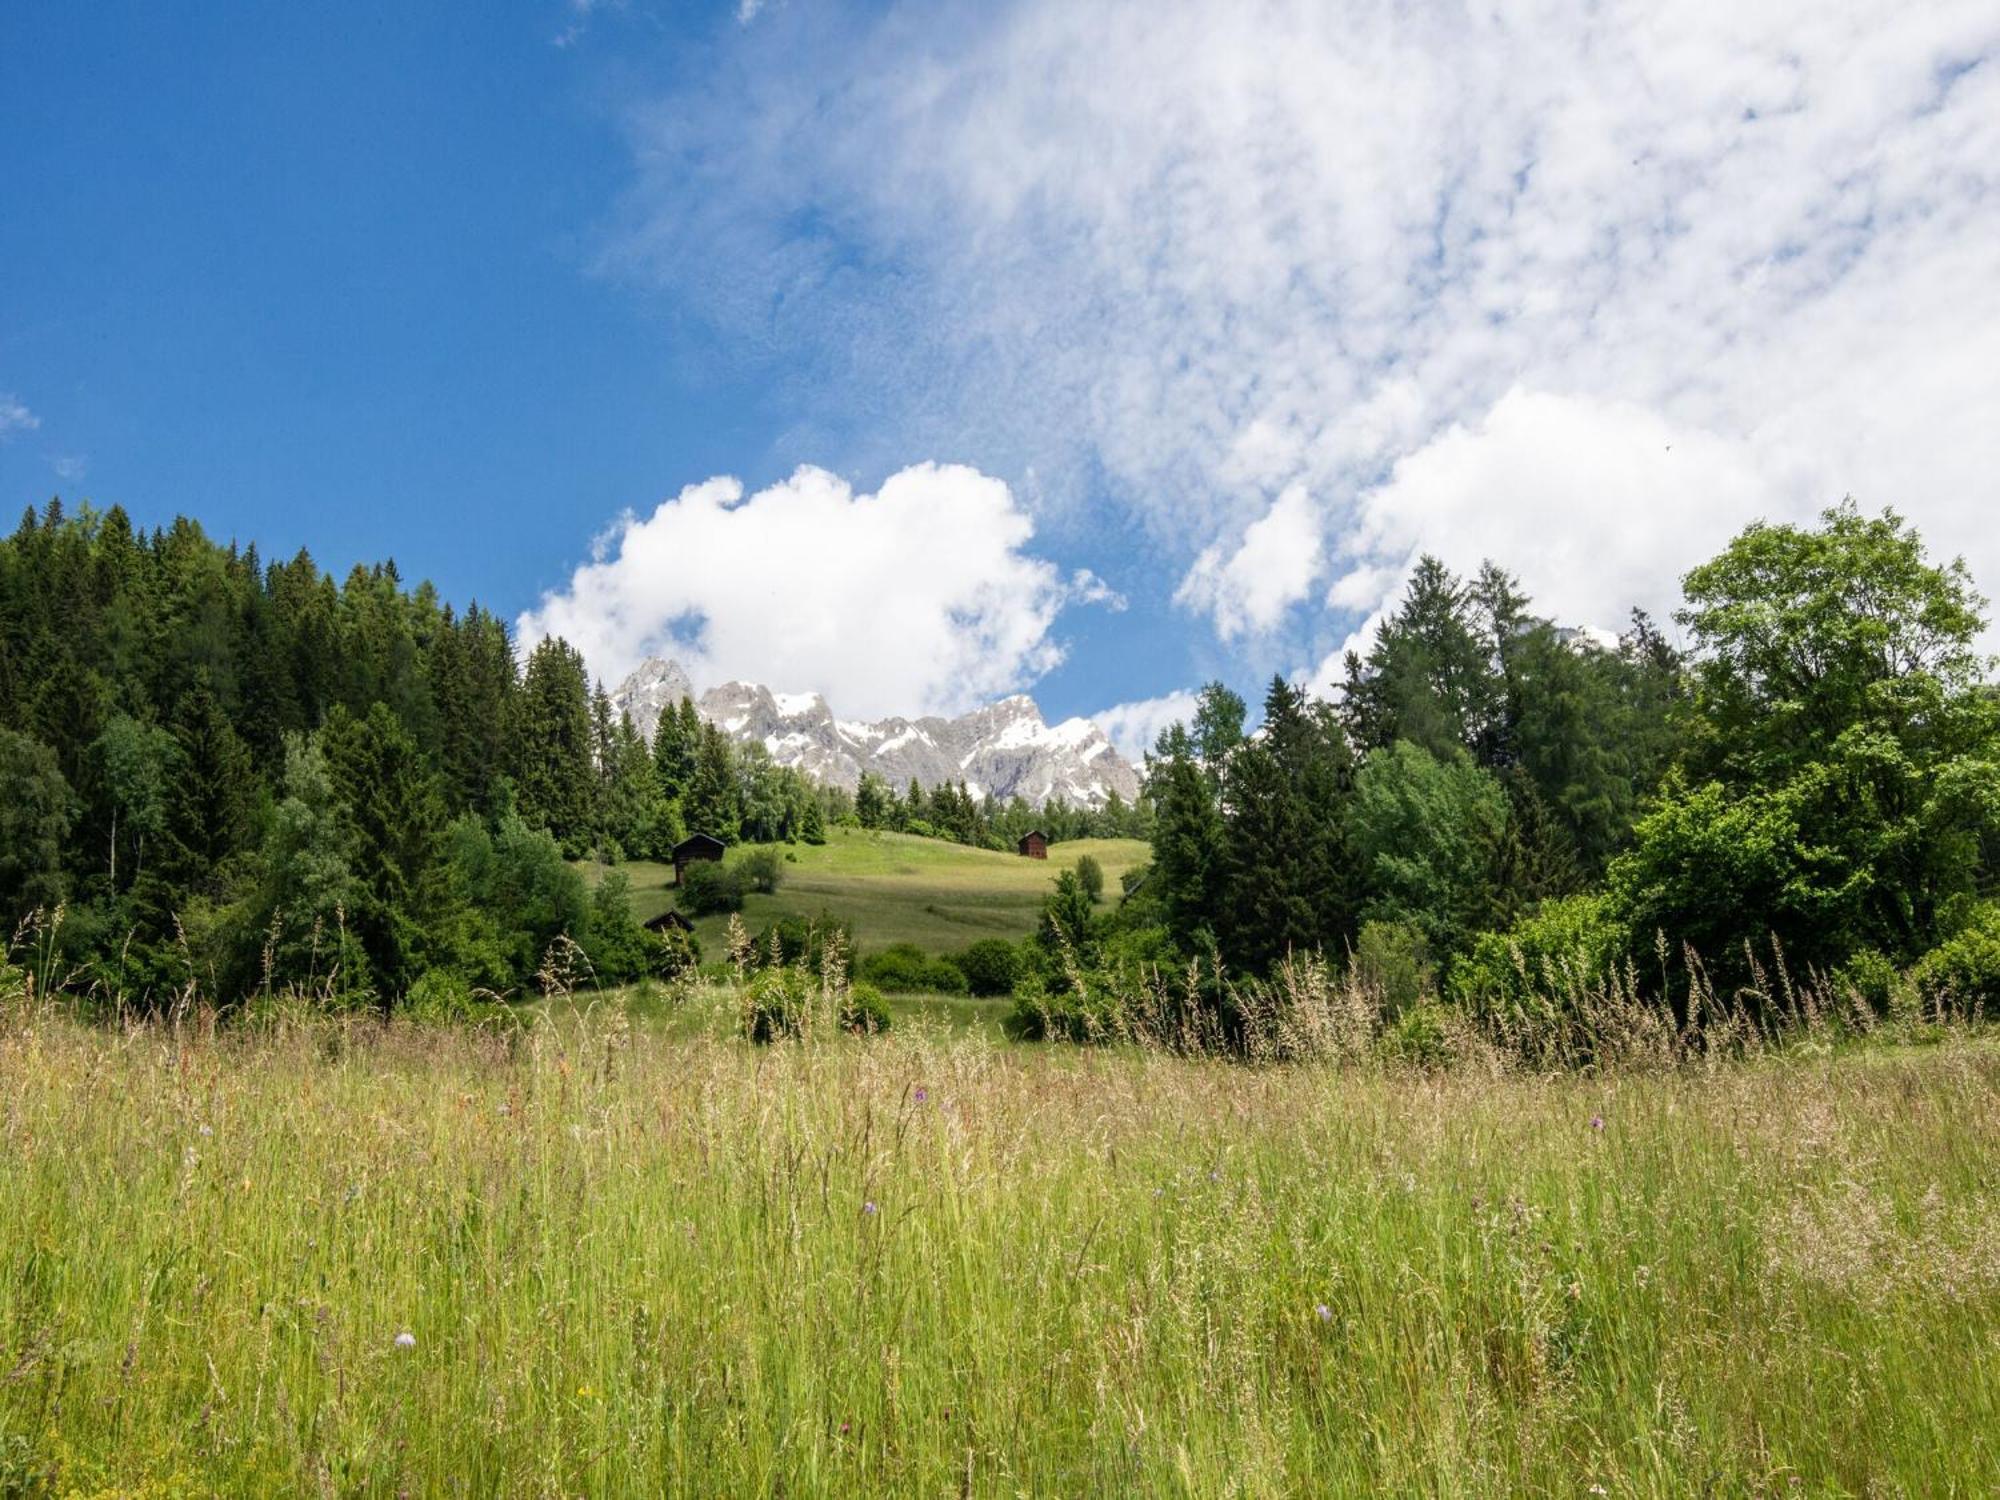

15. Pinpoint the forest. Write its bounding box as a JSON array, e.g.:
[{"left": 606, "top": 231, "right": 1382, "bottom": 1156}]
[{"left": 2, "top": 497, "right": 1997, "bottom": 1032}]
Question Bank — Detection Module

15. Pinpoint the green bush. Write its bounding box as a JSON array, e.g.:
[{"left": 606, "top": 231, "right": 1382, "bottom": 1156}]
[
  {"left": 1830, "top": 947, "right": 1903, "bottom": 1013},
  {"left": 678, "top": 860, "right": 747, "bottom": 916},
  {"left": 752, "top": 913, "right": 852, "bottom": 971},
  {"left": 843, "top": 981, "right": 893, "bottom": 1035},
  {"left": 1909, "top": 904, "right": 2000, "bottom": 1005},
  {"left": 1451, "top": 893, "right": 1628, "bottom": 1020},
  {"left": 1378, "top": 1000, "right": 1458, "bottom": 1070},
  {"left": 1004, "top": 971, "right": 1124, "bottom": 1042},
  {"left": 650, "top": 926, "right": 701, "bottom": 980},
  {"left": 741, "top": 966, "right": 816, "bottom": 1043},
  {"left": 403, "top": 970, "right": 494, "bottom": 1024},
  {"left": 953, "top": 938, "right": 1022, "bottom": 997},
  {"left": 740, "top": 848, "right": 785, "bottom": 895},
  {"left": 1352, "top": 919, "right": 1433, "bottom": 1019},
  {"left": 857, "top": 943, "right": 967, "bottom": 994},
  {"left": 1075, "top": 854, "right": 1105, "bottom": 903}
]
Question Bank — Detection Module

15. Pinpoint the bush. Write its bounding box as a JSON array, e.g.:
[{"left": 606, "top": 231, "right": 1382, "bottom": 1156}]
[
  {"left": 741, "top": 966, "right": 892, "bottom": 1042},
  {"left": 650, "top": 926, "right": 701, "bottom": 980},
  {"left": 857, "top": 943, "right": 967, "bottom": 994},
  {"left": 1451, "top": 894, "right": 1628, "bottom": 1021},
  {"left": 1075, "top": 854, "right": 1104, "bottom": 903},
  {"left": 752, "top": 913, "right": 852, "bottom": 971},
  {"left": 1004, "top": 971, "right": 1124, "bottom": 1043},
  {"left": 843, "top": 981, "right": 893, "bottom": 1035},
  {"left": 1831, "top": 947, "right": 1903, "bottom": 1014},
  {"left": 953, "top": 938, "right": 1022, "bottom": 997},
  {"left": 1378, "top": 1000, "right": 1459, "bottom": 1070},
  {"left": 742, "top": 965, "right": 815, "bottom": 1043},
  {"left": 1910, "top": 904, "right": 2000, "bottom": 1005},
  {"left": 740, "top": 848, "right": 785, "bottom": 895},
  {"left": 678, "top": 860, "right": 747, "bottom": 916},
  {"left": 1352, "top": 919, "right": 1433, "bottom": 1019},
  {"left": 403, "top": 970, "right": 497, "bottom": 1024}
]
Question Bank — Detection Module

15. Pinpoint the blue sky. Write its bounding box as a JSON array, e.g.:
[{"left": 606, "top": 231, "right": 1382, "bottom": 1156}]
[{"left": 5, "top": 2, "right": 1997, "bottom": 749}]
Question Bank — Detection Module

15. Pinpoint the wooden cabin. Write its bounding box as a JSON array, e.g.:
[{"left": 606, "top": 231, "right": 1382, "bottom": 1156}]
[
  {"left": 643, "top": 909, "right": 694, "bottom": 934},
  {"left": 671, "top": 833, "right": 726, "bottom": 885},
  {"left": 1016, "top": 829, "right": 1048, "bottom": 860}
]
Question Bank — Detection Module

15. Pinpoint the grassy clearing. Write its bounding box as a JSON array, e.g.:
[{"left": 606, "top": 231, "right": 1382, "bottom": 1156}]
[
  {"left": 579, "top": 828, "right": 1149, "bottom": 953},
  {"left": 2, "top": 997, "right": 1997, "bottom": 1496}
]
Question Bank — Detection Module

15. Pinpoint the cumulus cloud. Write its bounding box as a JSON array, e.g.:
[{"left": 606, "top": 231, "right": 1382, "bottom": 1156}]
[
  {"left": 0, "top": 395, "right": 38, "bottom": 443},
  {"left": 516, "top": 462, "right": 1097, "bottom": 718},
  {"left": 1094, "top": 689, "right": 1201, "bottom": 763},
  {"left": 603, "top": 0, "right": 2000, "bottom": 655},
  {"left": 1174, "top": 484, "right": 1323, "bottom": 640}
]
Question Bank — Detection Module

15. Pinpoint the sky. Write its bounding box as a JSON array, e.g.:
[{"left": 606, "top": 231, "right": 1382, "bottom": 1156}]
[{"left": 4, "top": 1, "right": 1997, "bottom": 753}]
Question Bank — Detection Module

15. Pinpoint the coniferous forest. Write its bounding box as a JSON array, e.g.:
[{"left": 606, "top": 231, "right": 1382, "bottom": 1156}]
[{"left": 3, "top": 496, "right": 1999, "bottom": 1027}]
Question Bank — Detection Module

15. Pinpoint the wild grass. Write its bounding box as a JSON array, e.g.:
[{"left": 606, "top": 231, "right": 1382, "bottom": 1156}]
[
  {"left": 577, "top": 829, "right": 1150, "bottom": 953},
  {"left": 2, "top": 969, "right": 1997, "bottom": 1496}
]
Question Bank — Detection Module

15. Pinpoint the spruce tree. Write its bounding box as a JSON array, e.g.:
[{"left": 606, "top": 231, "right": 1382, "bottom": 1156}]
[{"left": 512, "top": 637, "right": 595, "bottom": 850}]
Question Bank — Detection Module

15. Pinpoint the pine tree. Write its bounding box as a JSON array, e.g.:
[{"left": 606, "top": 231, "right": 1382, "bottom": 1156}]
[{"left": 512, "top": 638, "right": 595, "bottom": 850}]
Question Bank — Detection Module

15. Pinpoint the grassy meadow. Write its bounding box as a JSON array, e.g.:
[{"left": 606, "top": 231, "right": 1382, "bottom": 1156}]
[
  {"left": 3, "top": 989, "right": 1997, "bottom": 1496},
  {"left": 578, "top": 828, "right": 1150, "bottom": 954}
]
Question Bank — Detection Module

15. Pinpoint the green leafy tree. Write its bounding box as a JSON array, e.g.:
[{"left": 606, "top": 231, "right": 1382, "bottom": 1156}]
[
  {"left": 1349, "top": 741, "right": 1510, "bottom": 960},
  {"left": 0, "top": 728, "right": 74, "bottom": 919}
]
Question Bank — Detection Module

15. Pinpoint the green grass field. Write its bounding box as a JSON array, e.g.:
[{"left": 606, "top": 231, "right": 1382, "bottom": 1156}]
[
  {"left": 580, "top": 828, "right": 1150, "bottom": 955},
  {"left": 3, "top": 999, "right": 1996, "bottom": 1495}
]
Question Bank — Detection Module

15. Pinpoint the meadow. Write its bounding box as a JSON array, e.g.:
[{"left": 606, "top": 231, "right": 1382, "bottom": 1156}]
[
  {"left": 2, "top": 987, "right": 1996, "bottom": 1496},
  {"left": 578, "top": 828, "right": 1151, "bottom": 954}
]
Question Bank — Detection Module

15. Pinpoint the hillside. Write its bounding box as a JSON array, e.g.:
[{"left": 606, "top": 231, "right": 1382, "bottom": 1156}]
[{"left": 579, "top": 827, "right": 1150, "bottom": 954}]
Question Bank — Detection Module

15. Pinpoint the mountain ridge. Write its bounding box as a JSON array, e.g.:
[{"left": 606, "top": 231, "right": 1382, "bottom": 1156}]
[{"left": 611, "top": 658, "right": 1141, "bottom": 809}]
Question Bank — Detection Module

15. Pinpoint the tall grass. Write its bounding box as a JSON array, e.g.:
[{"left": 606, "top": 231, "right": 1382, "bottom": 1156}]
[{"left": 2, "top": 967, "right": 1997, "bottom": 1495}]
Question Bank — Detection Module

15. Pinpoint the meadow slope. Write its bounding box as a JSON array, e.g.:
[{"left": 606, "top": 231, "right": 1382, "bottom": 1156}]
[
  {"left": 580, "top": 828, "right": 1150, "bottom": 954},
  {"left": 2, "top": 1002, "right": 1996, "bottom": 1495}
]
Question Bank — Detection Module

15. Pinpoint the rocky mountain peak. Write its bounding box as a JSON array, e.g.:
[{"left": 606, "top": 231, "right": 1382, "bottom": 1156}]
[{"left": 610, "top": 658, "right": 1139, "bottom": 809}]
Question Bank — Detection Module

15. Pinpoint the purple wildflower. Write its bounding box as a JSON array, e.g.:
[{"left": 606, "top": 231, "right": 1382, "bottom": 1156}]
[
  {"left": 862, "top": 1200, "right": 878, "bottom": 1215},
  {"left": 1590, "top": 1114, "right": 1605, "bottom": 1132},
  {"left": 913, "top": 1087, "right": 928, "bottom": 1104},
  {"left": 1315, "top": 1304, "right": 1333, "bottom": 1323}
]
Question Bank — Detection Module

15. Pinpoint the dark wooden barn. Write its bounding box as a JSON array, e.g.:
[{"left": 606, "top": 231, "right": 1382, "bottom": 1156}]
[
  {"left": 1016, "top": 829, "right": 1048, "bottom": 860},
  {"left": 643, "top": 909, "right": 694, "bottom": 934},
  {"left": 672, "top": 833, "right": 726, "bottom": 885}
]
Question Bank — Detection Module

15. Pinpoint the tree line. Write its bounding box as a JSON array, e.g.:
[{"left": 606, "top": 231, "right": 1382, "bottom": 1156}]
[{"left": 1113, "top": 502, "right": 2000, "bottom": 1023}]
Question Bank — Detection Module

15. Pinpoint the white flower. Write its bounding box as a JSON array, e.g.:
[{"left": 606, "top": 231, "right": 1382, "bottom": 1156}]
[{"left": 394, "top": 1331, "right": 416, "bottom": 1350}]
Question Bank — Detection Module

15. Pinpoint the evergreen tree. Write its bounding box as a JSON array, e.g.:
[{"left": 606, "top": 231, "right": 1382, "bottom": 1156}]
[
  {"left": 0, "top": 728, "right": 74, "bottom": 919},
  {"left": 683, "top": 722, "right": 741, "bottom": 841},
  {"left": 513, "top": 638, "right": 595, "bottom": 850}
]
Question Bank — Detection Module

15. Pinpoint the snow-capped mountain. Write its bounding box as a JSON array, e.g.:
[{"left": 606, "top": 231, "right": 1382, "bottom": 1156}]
[{"left": 611, "top": 658, "right": 1141, "bottom": 809}]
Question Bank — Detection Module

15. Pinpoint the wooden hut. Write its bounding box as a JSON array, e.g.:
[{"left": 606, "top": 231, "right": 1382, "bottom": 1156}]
[
  {"left": 672, "top": 833, "right": 726, "bottom": 885},
  {"left": 1016, "top": 829, "right": 1048, "bottom": 860},
  {"left": 643, "top": 909, "right": 694, "bottom": 934}
]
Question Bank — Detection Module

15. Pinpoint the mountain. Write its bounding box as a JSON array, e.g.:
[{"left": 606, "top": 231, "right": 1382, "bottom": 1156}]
[{"left": 610, "top": 658, "right": 1141, "bottom": 809}]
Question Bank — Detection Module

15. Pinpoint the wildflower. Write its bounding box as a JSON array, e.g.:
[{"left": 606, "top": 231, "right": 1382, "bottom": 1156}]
[
  {"left": 197, "top": 1124, "right": 213, "bottom": 1138},
  {"left": 1315, "top": 1304, "right": 1333, "bottom": 1323},
  {"left": 862, "top": 1200, "right": 878, "bottom": 1216},
  {"left": 1590, "top": 1115, "right": 1605, "bottom": 1132},
  {"left": 394, "top": 1331, "right": 416, "bottom": 1350},
  {"left": 913, "top": 1086, "right": 928, "bottom": 1104}
]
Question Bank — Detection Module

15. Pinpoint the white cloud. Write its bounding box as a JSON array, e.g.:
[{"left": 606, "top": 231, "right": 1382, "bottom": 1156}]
[
  {"left": 51, "top": 454, "right": 87, "bottom": 483},
  {"left": 1173, "top": 483, "right": 1324, "bottom": 640},
  {"left": 1094, "top": 689, "right": 1200, "bottom": 763},
  {"left": 604, "top": 0, "right": 2000, "bottom": 653},
  {"left": 516, "top": 462, "right": 1097, "bottom": 718},
  {"left": 0, "top": 395, "right": 38, "bottom": 443}
]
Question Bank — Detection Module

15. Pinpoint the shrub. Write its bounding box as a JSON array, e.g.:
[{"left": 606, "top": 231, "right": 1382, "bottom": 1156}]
[
  {"left": 650, "top": 926, "right": 701, "bottom": 980},
  {"left": 843, "top": 981, "right": 893, "bottom": 1035},
  {"left": 678, "top": 860, "right": 747, "bottom": 916},
  {"left": 1909, "top": 904, "right": 2000, "bottom": 1006},
  {"left": 740, "top": 848, "right": 785, "bottom": 895},
  {"left": 1378, "top": 999, "right": 1459, "bottom": 1070},
  {"left": 1351, "top": 919, "right": 1433, "bottom": 1019},
  {"left": 752, "top": 913, "right": 852, "bottom": 971},
  {"left": 1004, "top": 971, "right": 1124, "bottom": 1043},
  {"left": 742, "top": 965, "right": 815, "bottom": 1043},
  {"left": 1831, "top": 947, "right": 1903, "bottom": 1014},
  {"left": 953, "top": 938, "right": 1022, "bottom": 997},
  {"left": 1075, "top": 854, "right": 1105, "bottom": 903},
  {"left": 857, "top": 943, "right": 967, "bottom": 994},
  {"left": 403, "top": 970, "right": 495, "bottom": 1024},
  {"left": 1451, "top": 893, "right": 1628, "bottom": 1021}
]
